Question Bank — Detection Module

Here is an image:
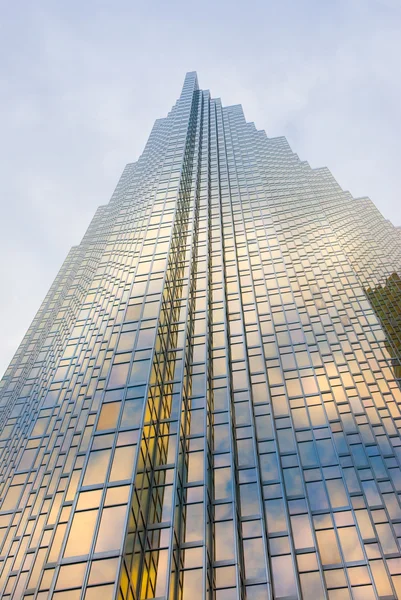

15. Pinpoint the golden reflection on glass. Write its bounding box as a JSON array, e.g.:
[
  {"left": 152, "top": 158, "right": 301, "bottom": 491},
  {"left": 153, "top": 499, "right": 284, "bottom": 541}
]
[
  {"left": 370, "top": 560, "right": 393, "bottom": 597},
  {"left": 64, "top": 510, "right": 98, "bottom": 557},
  {"left": 83, "top": 449, "right": 111, "bottom": 486},
  {"left": 185, "top": 504, "right": 203, "bottom": 542},
  {"left": 56, "top": 563, "right": 86, "bottom": 590},
  {"left": 77, "top": 489, "right": 102, "bottom": 511},
  {"left": 95, "top": 505, "right": 127, "bottom": 553},
  {"left": 108, "top": 363, "right": 129, "bottom": 388},
  {"left": 271, "top": 555, "right": 297, "bottom": 599},
  {"left": 84, "top": 586, "right": 115, "bottom": 600},
  {"left": 48, "top": 523, "right": 67, "bottom": 562},
  {"left": 243, "top": 538, "right": 265, "bottom": 579},
  {"left": 214, "top": 521, "right": 235, "bottom": 561},
  {"left": 337, "top": 527, "right": 364, "bottom": 562},
  {"left": 88, "top": 558, "right": 119, "bottom": 585},
  {"left": 291, "top": 514, "right": 314, "bottom": 550},
  {"left": 265, "top": 498, "right": 286, "bottom": 533},
  {"left": 109, "top": 445, "right": 136, "bottom": 481},
  {"left": 52, "top": 591, "right": 81, "bottom": 600},
  {"left": 97, "top": 402, "right": 121, "bottom": 430},
  {"left": 154, "top": 549, "right": 168, "bottom": 597},
  {"left": 300, "top": 572, "right": 325, "bottom": 598},
  {"left": 182, "top": 568, "right": 203, "bottom": 600},
  {"left": 316, "top": 530, "right": 341, "bottom": 565}
]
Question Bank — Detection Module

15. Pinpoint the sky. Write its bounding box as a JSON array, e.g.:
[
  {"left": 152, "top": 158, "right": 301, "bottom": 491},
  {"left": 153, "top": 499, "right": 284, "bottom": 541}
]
[{"left": 0, "top": 0, "right": 400, "bottom": 378}]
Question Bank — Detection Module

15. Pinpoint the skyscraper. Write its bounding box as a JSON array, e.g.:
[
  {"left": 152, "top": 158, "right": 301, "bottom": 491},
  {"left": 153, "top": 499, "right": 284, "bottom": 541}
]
[{"left": 1, "top": 71, "right": 401, "bottom": 600}]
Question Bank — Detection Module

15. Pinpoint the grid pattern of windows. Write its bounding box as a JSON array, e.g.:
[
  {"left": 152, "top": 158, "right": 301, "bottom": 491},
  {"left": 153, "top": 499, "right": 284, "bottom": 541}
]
[{"left": 0, "top": 72, "right": 401, "bottom": 599}]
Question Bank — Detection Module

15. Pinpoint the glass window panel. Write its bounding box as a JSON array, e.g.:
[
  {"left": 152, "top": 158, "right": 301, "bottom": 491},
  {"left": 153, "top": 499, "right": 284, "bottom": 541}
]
[
  {"left": 265, "top": 498, "right": 287, "bottom": 534},
  {"left": 299, "top": 441, "right": 318, "bottom": 468},
  {"left": 277, "top": 429, "right": 296, "bottom": 453},
  {"left": 307, "top": 481, "right": 329, "bottom": 511},
  {"left": 88, "top": 558, "right": 119, "bottom": 585},
  {"left": 185, "top": 504, "right": 203, "bottom": 543},
  {"left": 300, "top": 572, "right": 325, "bottom": 599},
  {"left": 125, "top": 304, "right": 142, "bottom": 321},
  {"left": 214, "top": 467, "right": 232, "bottom": 500},
  {"left": 259, "top": 453, "right": 279, "bottom": 482},
  {"left": 95, "top": 505, "right": 127, "bottom": 553},
  {"left": 351, "top": 586, "right": 375, "bottom": 600},
  {"left": 337, "top": 527, "right": 364, "bottom": 562},
  {"left": 297, "top": 553, "right": 319, "bottom": 572},
  {"left": 182, "top": 568, "right": 203, "bottom": 600},
  {"left": 240, "top": 483, "right": 260, "bottom": 517},
  {"left": 129, "top": 359, "right": 150, "bottom": 385},
  {"left": 157, "top": 483, "right": 172, "bottom": 521},
  {"left": 214, "top": 424, "right": 230, "bottom": 452},
  {"left": 1, "top": 485, "right": 23, "bottom": 511},
  {"left": 245, "top": 584, "right": 269, "bottom": 599},
  {"left": 108, "top": 363, "right": 129, "bottom": 388},
  {"left": 316, "top": 439, "right": 337, "bottom": 466},
  {"left": 104, "top": 485, "right": 130, "bottom": 507},
  {"left": 355, "top": 510, "right": 375, "bottom": 540},
  {"left": 271, "top": 555, "right": 297, "bottom": 599},
  {"left": 215, "top": 521, "right": 235, "bottom": 561},
  {"left": 316, "top": 530, "right": 342, "bottom": 565},
  {"left": 291, "top": 514, "right": 314, "bottom": 550},
  {"left": 376, "top": 522, "right": 398, "bottom": 555},
  {"left": 243, "top": 538, "right": 265, "bottom": 579},
  {"left": 17, "top": 448, "right": 37, "bottom": 471},
  {"left": 184, "top": 547, "right": 203, "bottom": 569},
  {"left": 347, "top": 566, "right": 371, "bottom": 585},
  {"left": 309, "top": 405, "right": 326, "bottom": 427},
  {"left": 53, "top": 591, "right": 81, "bottom": 600},
  {"left": 97, "top": 402, "right": 121, "bottom": 431},
  {"left": 327, "top": 590, "right": 351, "bottom": 600},
  {"left": 117, "top": 331, "right": 136, "bottom": 352},
  {"left": 326, "top": 479, "right": 348, "bottom": 509},
  {"left": 48, "top": 523, "right": 67, "bottom": 562},
  {"left": 188, "top": 451, "right": 204, "bottom": 482},
  {"left": 370, "top": 560, "right": 393, "bottom": 597},
  {"left": 109, "top": 446, "right": 136, "bottom": 482},
  {"left": 283, "top": 467, "right": 303, "bottom": 497},
  {"left": 85, "top": 585, "right": 114, "bottom": 600},
  {"left": 83, "top": 450, "right": 111, "bottom": 486},
  {"left": 64, "top": 510, "right": 98, "bottom": 557},
  {"left": 362, "top": 480, "right": 382, "bottom": 507},
  {"left": 392, "top": 575, "right": 401, "bottom": 599},
  {"left": 77, "top": 490, "right": 103, "bottom": 511},
  {"left": 215, "top": 589, "right": 238, "bottom": 600},
  {"left": 56, "top": 563, "right": 86, "bottom": 590},
  {"left": 325, "top": 569, "right": 348, "bottom": 589},
  {"left": 215, "top": 566, "right": 236, "bottom": 588},
  {"left": 154, "top": 548, "right": 168, "bottom": 596},
  {"left": 121, "top": 398, "right": 144, "bottom": 428},
  {"left": 292, "top": 407, "right": 309, "bottom": 429}
]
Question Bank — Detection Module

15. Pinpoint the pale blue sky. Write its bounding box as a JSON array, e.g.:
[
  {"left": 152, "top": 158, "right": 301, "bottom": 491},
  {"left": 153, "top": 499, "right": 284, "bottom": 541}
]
[{"left": 1, "top": 0, "right": 400, "bottom": 377}]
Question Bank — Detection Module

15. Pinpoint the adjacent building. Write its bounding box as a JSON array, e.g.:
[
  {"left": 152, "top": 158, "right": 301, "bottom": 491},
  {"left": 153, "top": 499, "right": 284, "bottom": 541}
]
[{"left": 1, "top": 72, "right": 401, "bottom": 599}]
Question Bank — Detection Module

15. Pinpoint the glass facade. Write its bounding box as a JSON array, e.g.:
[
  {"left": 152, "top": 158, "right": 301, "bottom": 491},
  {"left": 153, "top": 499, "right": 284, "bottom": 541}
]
[{"left": 1, "top": 72, "right": 401, "bottom": 600}]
